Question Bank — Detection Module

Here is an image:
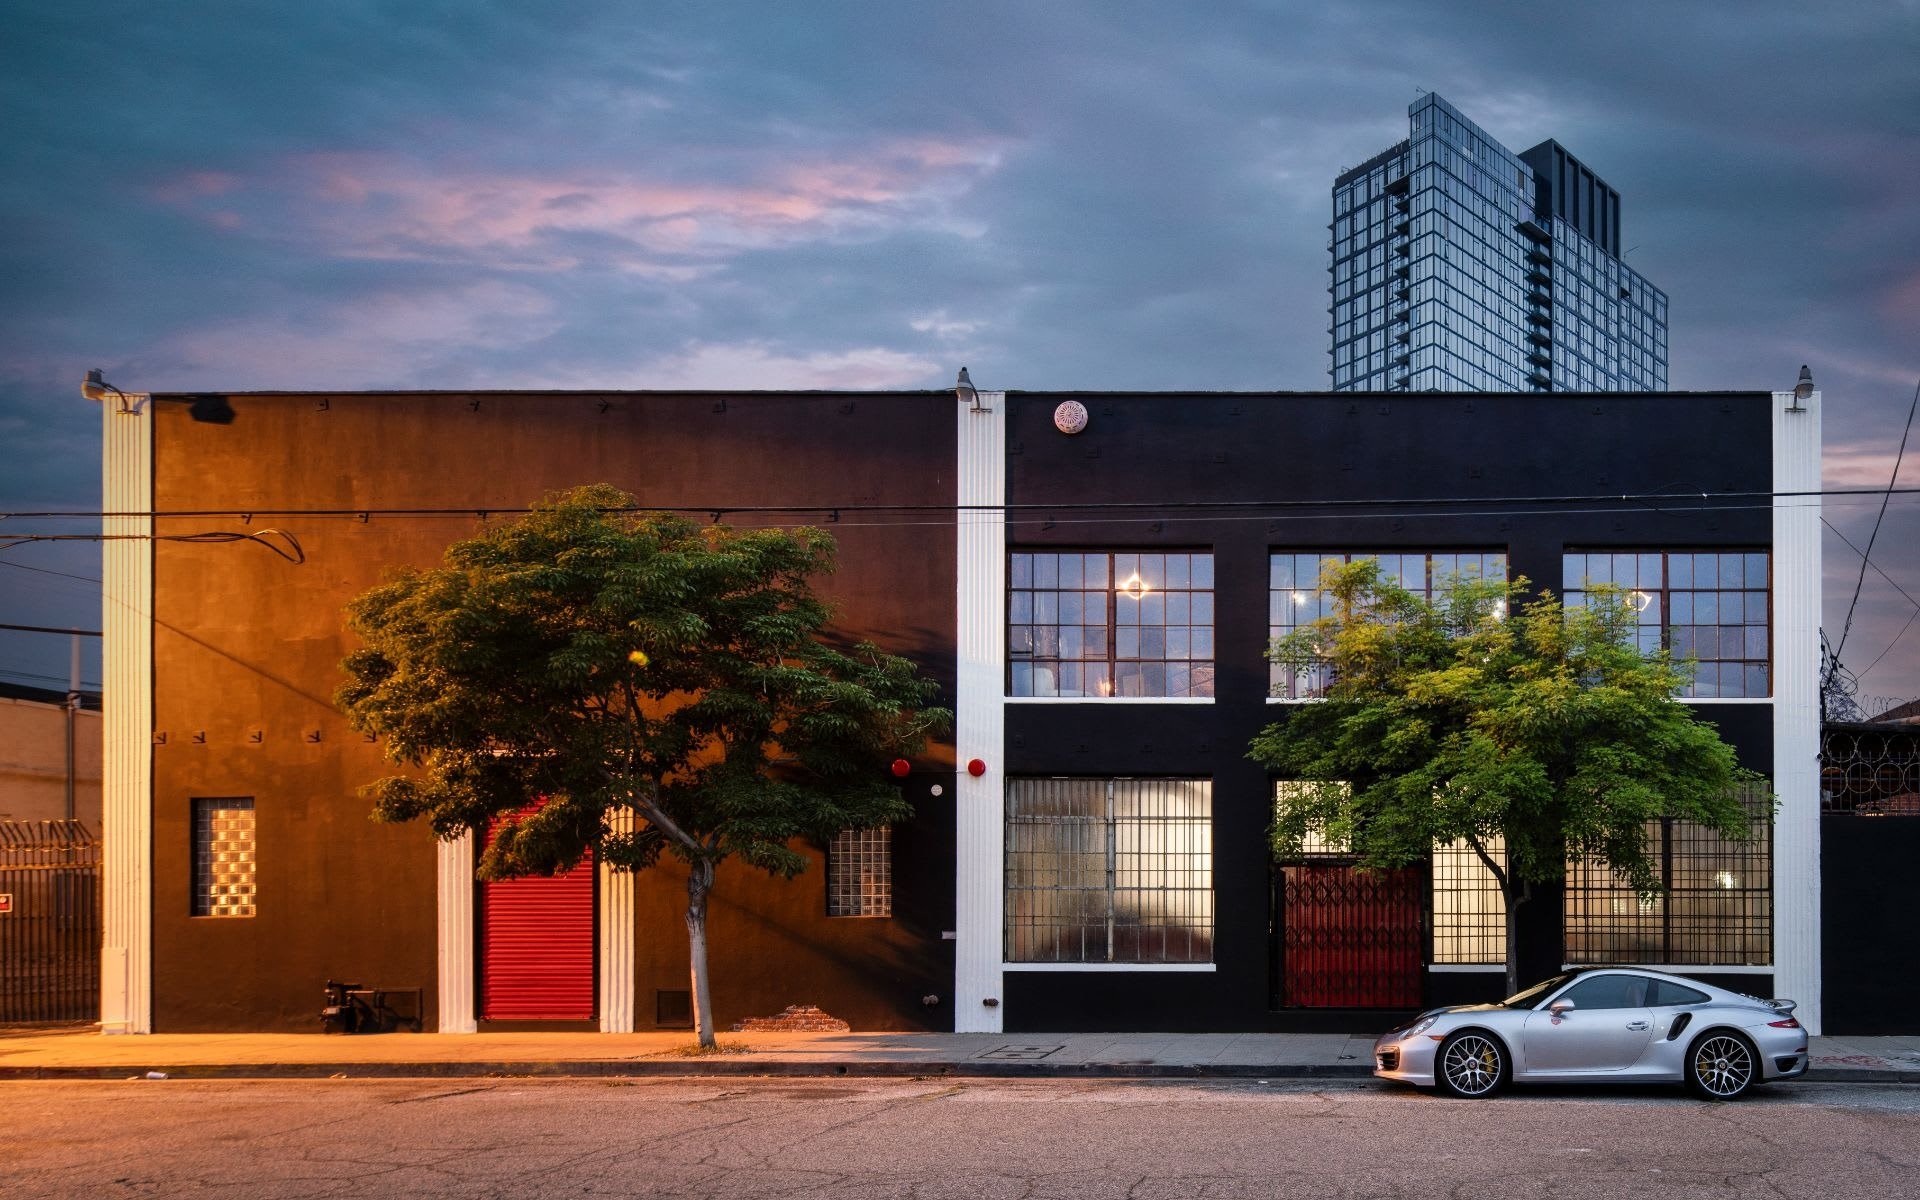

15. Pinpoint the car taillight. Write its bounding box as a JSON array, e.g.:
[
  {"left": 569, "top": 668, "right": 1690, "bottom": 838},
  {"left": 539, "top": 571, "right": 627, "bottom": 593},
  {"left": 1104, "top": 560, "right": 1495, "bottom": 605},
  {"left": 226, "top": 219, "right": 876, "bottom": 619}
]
[{"left": 1768, "top": 1017, "right": 1800, "bottom": 1029}]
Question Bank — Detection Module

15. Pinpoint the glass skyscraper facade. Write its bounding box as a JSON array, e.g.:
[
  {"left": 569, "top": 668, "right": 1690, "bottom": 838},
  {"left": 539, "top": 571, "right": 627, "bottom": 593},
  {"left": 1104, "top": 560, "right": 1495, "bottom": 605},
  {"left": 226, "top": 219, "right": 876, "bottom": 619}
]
[{"left": 1330, "top": 94, "right": 1667, "bottom": 393}]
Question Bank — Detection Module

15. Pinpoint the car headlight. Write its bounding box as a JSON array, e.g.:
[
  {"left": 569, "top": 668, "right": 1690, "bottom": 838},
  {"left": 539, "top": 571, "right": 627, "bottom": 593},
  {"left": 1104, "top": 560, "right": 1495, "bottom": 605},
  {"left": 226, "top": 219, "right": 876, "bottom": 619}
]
[{"left": 1402, "top": 1016, "right": 1438, "bottom": 1039}]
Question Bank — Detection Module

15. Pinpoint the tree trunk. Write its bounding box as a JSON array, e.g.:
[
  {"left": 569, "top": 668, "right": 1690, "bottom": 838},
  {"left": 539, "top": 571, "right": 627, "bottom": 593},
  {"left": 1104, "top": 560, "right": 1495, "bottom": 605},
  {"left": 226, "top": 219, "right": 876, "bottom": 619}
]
[
  {"left": 685, "top": 858, "right": 718, "bottom": 1047},
  {"left": 1502, "top": 881, "right": 1532, "bottom": 998}
]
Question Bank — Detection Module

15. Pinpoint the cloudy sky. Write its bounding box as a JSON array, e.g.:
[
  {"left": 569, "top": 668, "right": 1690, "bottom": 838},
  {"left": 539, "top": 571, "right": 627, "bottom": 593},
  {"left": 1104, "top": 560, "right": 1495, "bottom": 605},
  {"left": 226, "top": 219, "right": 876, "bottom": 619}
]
[{"left": 2, "top": 1, "right": 1916, "bottom": 703}]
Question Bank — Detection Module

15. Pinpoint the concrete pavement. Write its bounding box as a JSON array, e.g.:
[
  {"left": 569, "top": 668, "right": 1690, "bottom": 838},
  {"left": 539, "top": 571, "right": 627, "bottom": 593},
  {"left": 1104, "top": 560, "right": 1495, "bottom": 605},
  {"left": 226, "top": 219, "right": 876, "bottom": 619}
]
[{"left": 3, "top": 1025, "right": 1917, "bottom": 1082}]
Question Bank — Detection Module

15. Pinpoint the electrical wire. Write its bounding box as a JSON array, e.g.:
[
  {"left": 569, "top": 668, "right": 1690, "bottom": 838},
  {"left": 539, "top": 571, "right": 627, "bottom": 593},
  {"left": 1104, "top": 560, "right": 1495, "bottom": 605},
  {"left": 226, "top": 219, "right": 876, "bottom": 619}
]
[
  {"left": 0, "top": 559, "right": 102, "bottom": 585},
  {"left": 0, "top": 622, "right": 103, "bottom": 637},
  {"left": 0, "top": 485, "right": 1917, "bottom": 524},
  {"left": 1834, "top": 376, "right": 1920, "bottom": 663},
  {"left": 0, "top": 529, "right": 305, "bottom": 564}
]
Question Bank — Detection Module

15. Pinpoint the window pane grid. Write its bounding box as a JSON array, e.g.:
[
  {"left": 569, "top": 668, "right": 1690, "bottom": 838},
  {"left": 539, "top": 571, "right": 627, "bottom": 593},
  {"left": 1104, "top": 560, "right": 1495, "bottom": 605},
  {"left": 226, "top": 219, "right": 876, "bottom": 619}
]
[
  {"left": 1432, "top": 837, "right": 1506, "bottom": 964},
  {"left": 1270, "top": 551, "right": 1507, "bottom": 698},
  {"left": 192, "top": 797, "right": 256, "bottom": 918},
  {"left": 1563, "top": 550, "right": 1771, "bottom": 697},
  {"left": 827, "top": 827, "right": 892, "bottom": 917},
  {"left": 1010, "top": 551, "right": 1214, "bottom": 698},
  {"left": 1006, "top": 779, "right": 1213, "bottom": 963},
  {"left": 1563, "top": 785, "right": 1771, "bottom": 965}
]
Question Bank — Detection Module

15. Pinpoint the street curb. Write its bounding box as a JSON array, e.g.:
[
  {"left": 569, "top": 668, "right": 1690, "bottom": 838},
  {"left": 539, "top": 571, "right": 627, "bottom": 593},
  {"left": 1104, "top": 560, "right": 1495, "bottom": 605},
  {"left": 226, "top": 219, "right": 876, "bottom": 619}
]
[
  {"left": 0, "top": 1060, "right": 1373, "bottom": 1082},
  {"left": 0, "top": 1061, "right": 1914, "bottom": 1084}
]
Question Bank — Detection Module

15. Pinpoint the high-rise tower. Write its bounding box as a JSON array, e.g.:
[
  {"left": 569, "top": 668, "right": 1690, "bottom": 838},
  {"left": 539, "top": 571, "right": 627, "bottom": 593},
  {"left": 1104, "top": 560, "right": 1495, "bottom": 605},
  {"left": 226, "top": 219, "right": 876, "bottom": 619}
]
[{"left": 1330, "top": 93, "right": 1667, "bottom": 392}]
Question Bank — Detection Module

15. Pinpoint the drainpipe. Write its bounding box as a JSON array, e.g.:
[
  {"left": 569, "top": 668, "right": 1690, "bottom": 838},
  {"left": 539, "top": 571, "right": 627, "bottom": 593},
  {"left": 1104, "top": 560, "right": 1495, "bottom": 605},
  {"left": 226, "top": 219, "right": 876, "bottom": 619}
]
[{"left": 66, "top": 632, "right": 80, "bottom": 825}]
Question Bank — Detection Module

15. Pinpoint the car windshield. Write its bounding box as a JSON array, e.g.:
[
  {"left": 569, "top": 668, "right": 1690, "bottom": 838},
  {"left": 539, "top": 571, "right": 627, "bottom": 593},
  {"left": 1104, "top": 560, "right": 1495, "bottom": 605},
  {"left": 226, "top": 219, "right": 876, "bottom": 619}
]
[{"left": 1499, "top": 973, "right": 1575, "bottom": 1009}]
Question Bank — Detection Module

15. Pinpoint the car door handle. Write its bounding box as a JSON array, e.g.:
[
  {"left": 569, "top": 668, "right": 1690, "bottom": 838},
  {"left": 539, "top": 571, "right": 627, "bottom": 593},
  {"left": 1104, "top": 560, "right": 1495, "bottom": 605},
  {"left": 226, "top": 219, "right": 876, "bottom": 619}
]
[{"left": 1626, "top": 1021, "right": 1651, "bottom": 1031}]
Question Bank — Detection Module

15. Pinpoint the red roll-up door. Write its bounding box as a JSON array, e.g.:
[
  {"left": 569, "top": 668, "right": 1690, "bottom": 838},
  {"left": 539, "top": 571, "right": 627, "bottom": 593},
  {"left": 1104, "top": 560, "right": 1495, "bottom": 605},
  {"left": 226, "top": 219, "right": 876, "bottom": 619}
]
[{"left": 479, "top": 818, "right": 595, "bottom": 1021}]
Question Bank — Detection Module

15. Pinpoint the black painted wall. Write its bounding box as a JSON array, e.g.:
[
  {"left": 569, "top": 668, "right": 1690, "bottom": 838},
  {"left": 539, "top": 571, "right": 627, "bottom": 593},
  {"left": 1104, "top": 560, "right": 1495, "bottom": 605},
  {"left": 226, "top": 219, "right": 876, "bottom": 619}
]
[
  {"left": 1002, "top": 390, "right": 1776, "bottom": 1031},
  {"left": 1821, "top": 814, "right": 1920, "bottom": 1033}
]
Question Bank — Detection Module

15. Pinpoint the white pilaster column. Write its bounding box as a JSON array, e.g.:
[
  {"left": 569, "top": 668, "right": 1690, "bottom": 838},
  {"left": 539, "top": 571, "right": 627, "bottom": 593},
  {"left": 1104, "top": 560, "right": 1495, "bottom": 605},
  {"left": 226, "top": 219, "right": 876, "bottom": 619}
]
[
  {"left": 436, "top": 832, "right": 477, "bottom": 1032},
  {"left": 598, "top": 809, "right": 636, "bottom": 1032},
  {"left": 954, "top": 391, "right": 1006, "bottom": 1032},
  {"left": 1771, "top": 386, "right": 1822, "bottom": 1031},
  {"left": 100, "top": 401, "right": 153, "bottom": 1034}
]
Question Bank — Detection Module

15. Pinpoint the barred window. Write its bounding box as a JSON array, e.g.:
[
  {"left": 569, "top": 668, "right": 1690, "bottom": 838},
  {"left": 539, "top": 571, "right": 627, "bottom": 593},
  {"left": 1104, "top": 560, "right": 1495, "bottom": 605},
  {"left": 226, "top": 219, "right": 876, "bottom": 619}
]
[
  {"left": 1010, "top": 551, "right": 1215, "bottom": 699},
  {"left": 1563, "top": 550, "right": 1771, "bottom": 697},
  {"left": 1563, "top": 785, "right": 1771, "bottom": 965},
  {"left": 1270, "top": 551, "right": 1507, "bottom": 698},
  {"left": 826, "top": 827, "right": 891, "bottom": 917},
  {"left": 1432, "top": 837, "right": 1506, "bottom": 964},
  {"left": 1006, "top": 779, "right": 1213, "bottom": 964},
  {"left": 192, "top": 797, "right": 256, "bottom": 918}
]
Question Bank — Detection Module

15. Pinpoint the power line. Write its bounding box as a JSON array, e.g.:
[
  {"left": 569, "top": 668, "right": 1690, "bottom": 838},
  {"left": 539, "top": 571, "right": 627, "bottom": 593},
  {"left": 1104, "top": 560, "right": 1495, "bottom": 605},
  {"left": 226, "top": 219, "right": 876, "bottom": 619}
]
[
  {"left": 0, "top": 622, "right": 103, "bottom": 637},
  {"left": 2, "top": 485, "right": 1917, "bottom": 524},
  {"left": 0, "top": 558, "right": 102, "bottom": 585},
  {"left": 1835, "top": 376, "right": 1920, "bottom": 664}
]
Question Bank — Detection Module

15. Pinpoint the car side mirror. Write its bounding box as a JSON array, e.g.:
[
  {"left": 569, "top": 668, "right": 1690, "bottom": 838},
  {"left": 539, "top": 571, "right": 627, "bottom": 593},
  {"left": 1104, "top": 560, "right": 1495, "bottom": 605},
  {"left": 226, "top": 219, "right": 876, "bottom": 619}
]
[{"left": 1548, "top": 1000, "right": 1575, "bottom": 1016}]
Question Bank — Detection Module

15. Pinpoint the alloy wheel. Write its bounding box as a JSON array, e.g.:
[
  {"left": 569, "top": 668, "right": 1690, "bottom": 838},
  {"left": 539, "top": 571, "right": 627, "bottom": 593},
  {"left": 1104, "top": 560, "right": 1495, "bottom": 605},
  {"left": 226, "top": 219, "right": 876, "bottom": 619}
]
[
  {"left": 1439, "top": 1033, "right": 1504, "bottom": 1098},
  {"left": 1691, "top": 1034, "right": 1755, "bottom": 1099}
]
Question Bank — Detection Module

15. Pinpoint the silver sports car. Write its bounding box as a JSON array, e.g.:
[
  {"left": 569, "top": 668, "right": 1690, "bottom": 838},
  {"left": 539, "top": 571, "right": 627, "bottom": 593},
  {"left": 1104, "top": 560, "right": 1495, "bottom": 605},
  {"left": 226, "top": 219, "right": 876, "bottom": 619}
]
[{"left": 1373, "top": 967, "right": 1807, "bottom": 1100}]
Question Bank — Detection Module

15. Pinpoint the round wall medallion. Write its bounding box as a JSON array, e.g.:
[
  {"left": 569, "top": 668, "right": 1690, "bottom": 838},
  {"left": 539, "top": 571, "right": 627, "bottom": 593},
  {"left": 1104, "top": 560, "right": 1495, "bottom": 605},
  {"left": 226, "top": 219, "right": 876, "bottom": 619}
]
[{"left": 1053, "top": 400, "right": 1089, "bottom": 435}]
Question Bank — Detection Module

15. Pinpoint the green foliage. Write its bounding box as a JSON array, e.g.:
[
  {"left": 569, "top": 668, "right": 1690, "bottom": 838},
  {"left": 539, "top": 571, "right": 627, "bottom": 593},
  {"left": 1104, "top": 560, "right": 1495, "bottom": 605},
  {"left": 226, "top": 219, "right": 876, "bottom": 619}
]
[
  {"left": 1250, "top": 558, "right": 1768, "bottom": 901},
  {"left": 336, "top": 484, "right": 950, "bottom": 882}
]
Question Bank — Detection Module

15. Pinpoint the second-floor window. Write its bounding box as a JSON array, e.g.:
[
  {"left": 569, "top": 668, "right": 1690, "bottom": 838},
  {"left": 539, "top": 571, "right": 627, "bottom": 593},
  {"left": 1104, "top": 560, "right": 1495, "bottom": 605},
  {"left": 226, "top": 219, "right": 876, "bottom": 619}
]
[
  {"left": 1270, "top": 551, "right": 1508, "bottom": 698},
  {"left": 1009, "top": 551, "right": 1215, "bottom": 698},
  {"left": 1563, "top": 551, "right": 1771, "bottom": 697}
]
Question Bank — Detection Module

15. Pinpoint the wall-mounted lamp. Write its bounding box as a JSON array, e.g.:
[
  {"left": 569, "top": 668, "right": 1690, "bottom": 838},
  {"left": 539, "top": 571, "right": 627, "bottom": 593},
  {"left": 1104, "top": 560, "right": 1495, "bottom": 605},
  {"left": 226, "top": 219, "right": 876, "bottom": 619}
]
[
  {"left": 956, "top": 366, "right": 990, "bottom": 413},
  {"left": 1788, "top": 364, "right": 1813, "bottom": 413},
  {"left": 82, "top": 369, "right": 235, "bottom": 424}
]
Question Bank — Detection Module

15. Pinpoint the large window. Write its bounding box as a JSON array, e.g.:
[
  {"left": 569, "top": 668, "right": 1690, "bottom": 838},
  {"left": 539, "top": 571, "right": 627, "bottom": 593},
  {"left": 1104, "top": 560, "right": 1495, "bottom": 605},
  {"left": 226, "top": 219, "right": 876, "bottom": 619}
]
[
  {"left": 1432, "top": 837, "right": 1506, "bottom": 965},
  {"left": 192, "top": 797, "right": 256, "bottom": 918},
  {"left": 1562, "top": 786, "right": 1772, "bottom": 965},
  {"left": 1010, "top": 551, "right": 1214, "bottom": 698},
  {"left": 1005, "top": 778, "right": 1213, "bottom": 964},
  {"left": 1563, "top": 551, "right": 1771, "bottom": 697},
  {"left": 1269, "top": 551, "right": 1507, "bottom": 698}
]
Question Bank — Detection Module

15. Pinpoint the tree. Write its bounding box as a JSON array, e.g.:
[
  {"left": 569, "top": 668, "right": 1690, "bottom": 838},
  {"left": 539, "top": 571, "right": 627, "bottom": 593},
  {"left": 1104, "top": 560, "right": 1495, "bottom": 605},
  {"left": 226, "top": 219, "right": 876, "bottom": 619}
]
[
  {"left": 1250, "top": 558, "right": 1767, "bottom": 995},
  {"left": 336, "top": 485, "right": 949, "bottom": 1045}
]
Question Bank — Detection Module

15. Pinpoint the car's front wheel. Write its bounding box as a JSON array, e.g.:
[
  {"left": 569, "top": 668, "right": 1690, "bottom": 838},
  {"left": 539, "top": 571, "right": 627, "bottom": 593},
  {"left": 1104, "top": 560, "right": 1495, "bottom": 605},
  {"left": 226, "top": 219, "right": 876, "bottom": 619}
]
[
  {"left": 1685, "top": 1031, "right": 1758, "bottom": 1100},
  {"left": 1435, "top": 1030, "right": 1507, "bottom": 1099}
]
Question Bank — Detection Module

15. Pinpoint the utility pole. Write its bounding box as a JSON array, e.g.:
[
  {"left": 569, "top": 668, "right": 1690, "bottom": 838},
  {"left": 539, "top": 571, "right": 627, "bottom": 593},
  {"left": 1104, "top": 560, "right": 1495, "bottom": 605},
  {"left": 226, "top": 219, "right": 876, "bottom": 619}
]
[{"left": 65, "top": 632, "right": 80, "bottom": 825}]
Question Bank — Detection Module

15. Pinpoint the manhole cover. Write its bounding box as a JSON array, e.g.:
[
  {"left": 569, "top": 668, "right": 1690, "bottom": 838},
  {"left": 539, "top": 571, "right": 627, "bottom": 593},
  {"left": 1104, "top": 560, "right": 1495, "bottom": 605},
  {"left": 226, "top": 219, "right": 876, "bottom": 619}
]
[{"left": 976, "top": 1044, "right": 1066, "bottom": 1061}]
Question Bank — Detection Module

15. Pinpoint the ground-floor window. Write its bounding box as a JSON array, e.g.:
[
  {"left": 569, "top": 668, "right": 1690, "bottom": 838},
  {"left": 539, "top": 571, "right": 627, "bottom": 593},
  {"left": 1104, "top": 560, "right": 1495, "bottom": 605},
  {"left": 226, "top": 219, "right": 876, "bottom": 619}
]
[
  {"left": 826, "top": 827, "right": 892, "bottom": 917},
  {"left": 191, "top": 797, "right": 256, "bottom": 918},
  {"left": 1562, "top": 785, "right": 1772, "bottom": 965},
  {"left": 1005, "top": 778, "right": 1213, "bottom": 964},
  {"left": 1431, "top": 837, "right": 1505, "bottom": 964}
]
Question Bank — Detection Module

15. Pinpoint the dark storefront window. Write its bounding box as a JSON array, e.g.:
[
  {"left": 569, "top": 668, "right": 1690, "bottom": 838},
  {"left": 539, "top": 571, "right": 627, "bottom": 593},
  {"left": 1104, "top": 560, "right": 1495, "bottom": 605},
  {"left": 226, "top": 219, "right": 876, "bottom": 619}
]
[
  {"left": 1269, "top": 551, "right": 1508, "bottom": 698},
  {"left": 1009, "top": 551, "right": 1214, "bottom": 698},
  {"left": 1005, "top": 778, "right": 1213, "bottom": 964},
  {"left": 1562, "top": 551, "right": 1771, "bottom": 697},
  {"left": 1562, "top": 785, "right": 1772, "bottom": 965}
]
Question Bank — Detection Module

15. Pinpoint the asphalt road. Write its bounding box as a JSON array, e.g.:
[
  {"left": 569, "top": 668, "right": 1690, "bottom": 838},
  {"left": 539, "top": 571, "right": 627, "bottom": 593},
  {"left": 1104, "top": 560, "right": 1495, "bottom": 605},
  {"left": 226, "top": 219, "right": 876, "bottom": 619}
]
[{"left": 3, "top": 1076, "right": 1917, "bottom": 1198}]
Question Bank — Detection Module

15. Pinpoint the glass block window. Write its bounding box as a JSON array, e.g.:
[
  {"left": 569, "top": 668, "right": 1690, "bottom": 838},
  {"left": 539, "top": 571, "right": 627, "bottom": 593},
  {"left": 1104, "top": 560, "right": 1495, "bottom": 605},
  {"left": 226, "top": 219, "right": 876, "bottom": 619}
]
[
  {"left": 826, "top": 827, "right": 891, "bottom": 918},
  {"left": 1270, "top": 551, "right": 1507, "bottom": 698},
  {"left": 1562, "top": 550, "right": 1771, "bottom": 697},
  {"left": 1009, "top": 551, "right": 1215, "bottom": 698},
  {"left": 1432, "top": 837, "right": 1506, "bottom": 964},
  {"left": 1006, "top": 778, "right": 1213, "bottom": 964},
  {"left": 1563, "top": 785, "right": 1771, "bottom": 965},
  {"left": 192, "top": 797, "right": 256, "bottom": 918}
]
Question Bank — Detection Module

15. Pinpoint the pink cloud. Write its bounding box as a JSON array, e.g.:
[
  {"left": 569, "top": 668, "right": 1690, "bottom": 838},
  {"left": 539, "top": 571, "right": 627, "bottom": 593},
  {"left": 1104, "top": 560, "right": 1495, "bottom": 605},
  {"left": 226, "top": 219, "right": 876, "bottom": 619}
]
[{"left": 152, "top": 138, "right": 1005, "bottom": 272}]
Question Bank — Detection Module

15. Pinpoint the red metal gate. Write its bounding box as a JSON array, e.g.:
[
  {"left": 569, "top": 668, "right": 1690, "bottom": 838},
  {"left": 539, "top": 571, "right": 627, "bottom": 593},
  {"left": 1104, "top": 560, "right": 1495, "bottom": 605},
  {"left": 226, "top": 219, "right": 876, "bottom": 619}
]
[
  {"left": 479, "top": 820, "right": 595, "bottom": 1022},
  {"left": 1278, "top": 863, "right": 1423, "bottom": 1008}
]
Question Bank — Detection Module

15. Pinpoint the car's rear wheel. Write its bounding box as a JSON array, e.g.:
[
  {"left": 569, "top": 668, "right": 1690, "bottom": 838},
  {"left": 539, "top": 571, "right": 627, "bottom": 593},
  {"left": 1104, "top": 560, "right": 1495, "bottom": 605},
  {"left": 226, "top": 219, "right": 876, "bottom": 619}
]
[
  {"left": 1685, "top": 1031, "right": 1758, "bottom": 1100},
  {"left": 1435, "top": 1031, "right": 1507, "bottom": 1098}
]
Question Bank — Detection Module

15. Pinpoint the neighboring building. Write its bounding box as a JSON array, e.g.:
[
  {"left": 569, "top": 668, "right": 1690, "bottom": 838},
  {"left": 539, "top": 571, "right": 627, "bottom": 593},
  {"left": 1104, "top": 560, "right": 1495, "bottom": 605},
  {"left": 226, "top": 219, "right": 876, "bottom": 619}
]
[
  {"left": 0, "top": 681, "right": 101, "bottom": 827},
  {"left": 95, "top": 380, "right": 1830, "bottom": 1035},
  {"left": 1331, "top": 93, "right": 1668, "bottom": 393}
]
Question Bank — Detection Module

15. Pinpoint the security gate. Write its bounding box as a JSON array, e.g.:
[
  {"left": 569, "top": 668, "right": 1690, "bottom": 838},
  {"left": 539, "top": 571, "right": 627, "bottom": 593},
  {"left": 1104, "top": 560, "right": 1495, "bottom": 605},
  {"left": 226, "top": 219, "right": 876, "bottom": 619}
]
[
  {"left": 478, "top": 816, "right": 595, "bottom": 1022},
  {"left": 0, "top": 821, "right": 100, "bottom": 1024},
  {"left": 1274, "top": 862, "right": 1423, "bottom": 1008}
]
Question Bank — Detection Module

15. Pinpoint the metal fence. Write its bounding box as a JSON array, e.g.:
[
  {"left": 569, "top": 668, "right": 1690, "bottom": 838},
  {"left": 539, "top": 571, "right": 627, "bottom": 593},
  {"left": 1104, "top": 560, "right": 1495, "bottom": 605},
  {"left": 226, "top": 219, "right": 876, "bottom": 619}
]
[
  {"left": 0, "top": 820, "right": 100, "bottom": 1024},
  {"left": 1822, "top": 723, "right": 1920, "bottom": 815}
]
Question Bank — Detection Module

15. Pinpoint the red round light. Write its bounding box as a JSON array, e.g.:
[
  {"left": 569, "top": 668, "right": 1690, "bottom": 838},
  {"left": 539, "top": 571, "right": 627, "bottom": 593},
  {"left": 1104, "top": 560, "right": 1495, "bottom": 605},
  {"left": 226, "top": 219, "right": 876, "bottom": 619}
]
[
  {"left": 890, "top": 758, "right": 911, "bottom": 778},
  {"left": 967, "top": 758, "right": 987, "bottom": 777}
]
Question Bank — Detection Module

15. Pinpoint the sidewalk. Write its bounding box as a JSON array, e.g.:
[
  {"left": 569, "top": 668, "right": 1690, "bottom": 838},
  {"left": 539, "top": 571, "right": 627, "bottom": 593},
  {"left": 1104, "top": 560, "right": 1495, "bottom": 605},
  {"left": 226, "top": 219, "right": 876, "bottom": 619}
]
[{"left": 3, "top": 1027, "right": 1917, "bottom": 1082}]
